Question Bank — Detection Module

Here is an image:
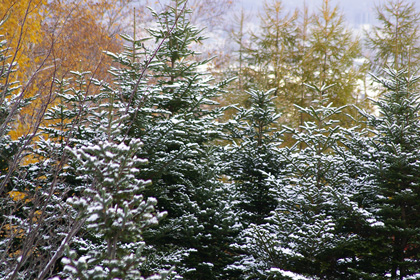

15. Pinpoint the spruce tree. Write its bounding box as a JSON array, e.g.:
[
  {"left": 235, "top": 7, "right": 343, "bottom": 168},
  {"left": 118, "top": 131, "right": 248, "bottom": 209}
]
[
  {"left": 103, "top": 1, "right": 238, "bottom": 278},
  {"left": 1, "top": 72, "right": 111, "bottom": 279},
  {"left": 346, "top": 68, "right": 420, "bottom": 279},
  {"left": 30, "top": 68, "right": 174, "bottom": 279},
  {"left": 224, "top": 88, "right": 289, "bottom": 278},
  {"left": 61, "top": 123, "right": 170, "bottom": 280},
  {"left": 223, "top": 88, "right": 284, "bottom": 226},
  {"left": 231, "top": 87, "right": 366, "bottom": 279}
]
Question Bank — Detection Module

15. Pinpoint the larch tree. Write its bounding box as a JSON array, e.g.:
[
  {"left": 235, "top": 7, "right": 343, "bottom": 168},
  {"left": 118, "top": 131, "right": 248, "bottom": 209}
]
[
  {"left": 365, "top": 0, "right": 420, "bottom": 76},
  {"left": 187, "top": 0, "right": 236, "bottom": 29},
  {"left": 219, "top": 8, "right": 250, "bottom": 120},
  {"left": 306, "top": 0, "right": 368, "bottom": 126},
  {"left": 294, "top": 3, "right": 318, "bottom": 128},
  {"left": 242, "top": 0, "right": 299, "bottom": 126},
  {"left": 230, "top": 0, "right": 368, "bottom": 130}
]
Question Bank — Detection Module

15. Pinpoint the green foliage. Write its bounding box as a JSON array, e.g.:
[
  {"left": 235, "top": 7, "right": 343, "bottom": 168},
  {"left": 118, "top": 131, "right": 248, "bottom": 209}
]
[
  {"left": 4, "top": 1, "right": 420, "bottom": 279},
  {"left": 103, "top": 1, "right": 238, "bottom": 278},
  {"left": 230, "top": 0, "right": 368, "bottom": 130},
  {"left": 366, "top": 0, "right": 420, "bottom": 75},
  {"left": 224, "top": 88, "right": 284, "bottom": 226},
  {"left": 347, "top": 68, "right": 420, "bottom": 278},
  {"left": 62, "top": 135, "right": 169, "bottom": 280},
  {"left": 231, "top": 86, "right": 365, "bottom": 279}
]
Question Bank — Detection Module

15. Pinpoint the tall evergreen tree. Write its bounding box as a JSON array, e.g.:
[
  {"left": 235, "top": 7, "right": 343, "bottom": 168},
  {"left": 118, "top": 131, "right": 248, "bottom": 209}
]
[
  {"left": 2, "top": 71, "right": 112, "bottom": 279},
  {"left": 346, "top": 68, "right": 420, "bottom": 279},
  {"left": 223, "top": 88, "right": 284, "bottom": 226},
  {"left": 224, "top": 88, "right": 289, "bottom": 278},
  {"left": 32, "top": 69, "right": 174, "bottom": 279},
  {"left": 33, "top": 72, "right": 118, "bottom": 279},
  {"left": 103, "top": 1, "right": 238, "bottom": 278}
]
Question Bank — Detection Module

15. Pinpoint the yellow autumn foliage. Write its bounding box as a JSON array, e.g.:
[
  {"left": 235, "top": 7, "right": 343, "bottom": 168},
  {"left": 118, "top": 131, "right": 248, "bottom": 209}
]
[
  {"left": 2, "top": 0, "right": 129, "bottom": 142},
  {"left": 0, "top": 0, "right": 46, "bottom": 81},
  {"left": 0, "top": 0, "right": 46, "bottom": 140},
  {"left": 8, "top": 190, "right": 26, "bottom": 201}
]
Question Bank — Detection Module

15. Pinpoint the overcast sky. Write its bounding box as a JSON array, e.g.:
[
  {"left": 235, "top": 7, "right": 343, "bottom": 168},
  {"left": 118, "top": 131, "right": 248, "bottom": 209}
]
[{"left": 236, "top": 0, "right": 419, "bottom": 27}]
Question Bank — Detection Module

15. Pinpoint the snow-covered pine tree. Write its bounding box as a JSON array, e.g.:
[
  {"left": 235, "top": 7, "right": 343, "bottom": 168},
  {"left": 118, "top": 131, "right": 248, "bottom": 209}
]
[
  {"left": 231, "top": 86, "right": 367, "bottom": 279},
  {"left": 39, "top": 72, "right": 104, "bottom": 153},
  {"left": 345, "top": 68, "right": 420, "bottom": 279},
  {"left": 36, "top": 70, "right": 173, "bottom": 279},
  {"left": 31, "top": 72, "right": 103, "bottom": 216},
  {"left": 140, "top": 1, "right": 237, "bottom": 277},
  {"left": 24, "top": 71, "right": 109, "bottom": 278},
  {"left": 100, "top": 1, "right": 238, "bottom": 278},
  {"left": 223, "top": 88, "right": 284, "bottom": 226},
  {"left": 223, "top": 87, "right": 290, "bottom": 278},
  {"left": 60, "top": 117, "right": 170, "bottom": 280}
]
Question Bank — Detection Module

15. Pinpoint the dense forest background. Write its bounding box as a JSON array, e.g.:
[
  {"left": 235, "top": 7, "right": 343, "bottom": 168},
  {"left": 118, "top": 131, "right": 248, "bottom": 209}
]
[{"left": 1, "top": 0, "right": 420, "bottom": 279}]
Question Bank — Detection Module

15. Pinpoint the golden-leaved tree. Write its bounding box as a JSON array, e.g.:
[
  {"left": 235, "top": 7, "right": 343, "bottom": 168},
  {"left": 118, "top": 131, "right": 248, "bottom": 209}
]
[
  {"left": 3, "top": 0, "right": 132, "bottom": 140},
  {"left": 0, "top": 0, "right": 47, "bottom": 140}
]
